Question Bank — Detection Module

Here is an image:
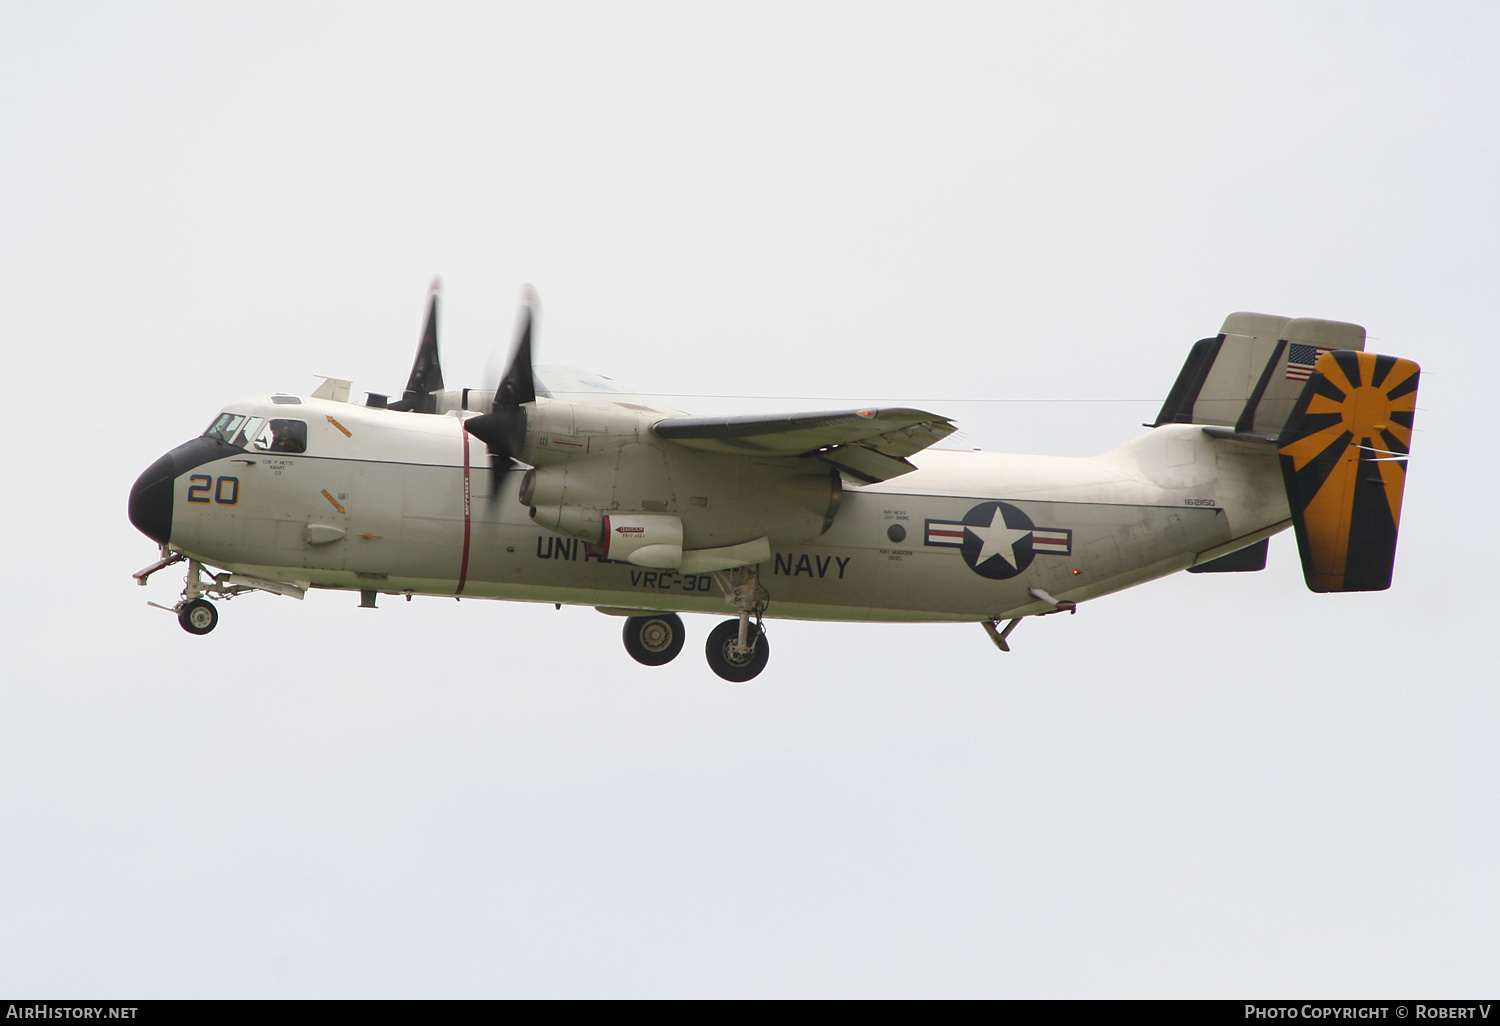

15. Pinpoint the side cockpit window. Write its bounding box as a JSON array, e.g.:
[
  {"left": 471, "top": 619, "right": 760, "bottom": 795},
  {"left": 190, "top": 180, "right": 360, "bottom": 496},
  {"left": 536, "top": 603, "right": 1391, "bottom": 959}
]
[{"left": 251, "top": 418, "right": 307, "bottom": 454}]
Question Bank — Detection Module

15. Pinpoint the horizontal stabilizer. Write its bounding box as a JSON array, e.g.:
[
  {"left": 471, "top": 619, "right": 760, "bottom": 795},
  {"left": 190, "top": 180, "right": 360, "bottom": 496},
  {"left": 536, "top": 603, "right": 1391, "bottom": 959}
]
[
  {"left": 1277, "top": 350, "right": 1420, "bottom": 592},
  {"left": 1187, "top": 538, "right": 1268, "bottom": 573}
]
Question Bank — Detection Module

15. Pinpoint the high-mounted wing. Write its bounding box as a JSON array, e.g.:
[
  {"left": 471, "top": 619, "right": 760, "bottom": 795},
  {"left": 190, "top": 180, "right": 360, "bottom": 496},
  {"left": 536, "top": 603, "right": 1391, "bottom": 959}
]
[
  {"left": 534, "top": 365, "right": 684, "bottom": 415},
  {"left": 653, "top": 407, "right": 956, "bottom": 483}
]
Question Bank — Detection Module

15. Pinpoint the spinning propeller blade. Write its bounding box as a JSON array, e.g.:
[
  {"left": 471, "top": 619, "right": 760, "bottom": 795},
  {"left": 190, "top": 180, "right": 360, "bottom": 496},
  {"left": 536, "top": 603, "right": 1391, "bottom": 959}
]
[
  {"left": 386, "top": 277, "right": 444, "bottom": 413},
  {"left": 464, "top": 286, "right": 539, "bottom": 502}
]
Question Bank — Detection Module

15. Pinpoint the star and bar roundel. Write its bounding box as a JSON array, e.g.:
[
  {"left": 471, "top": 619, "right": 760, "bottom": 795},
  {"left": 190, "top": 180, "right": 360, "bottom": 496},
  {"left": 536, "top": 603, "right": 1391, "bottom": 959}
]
[{"left": 924, "top": 501, "right": 1072, "bottom": 579}]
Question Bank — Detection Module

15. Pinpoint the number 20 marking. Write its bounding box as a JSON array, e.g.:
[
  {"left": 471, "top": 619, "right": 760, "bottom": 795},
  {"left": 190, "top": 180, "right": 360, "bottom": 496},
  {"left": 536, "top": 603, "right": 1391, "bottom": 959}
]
[{"left": 188, "top": 475, "right": 239, "bottom": 505}]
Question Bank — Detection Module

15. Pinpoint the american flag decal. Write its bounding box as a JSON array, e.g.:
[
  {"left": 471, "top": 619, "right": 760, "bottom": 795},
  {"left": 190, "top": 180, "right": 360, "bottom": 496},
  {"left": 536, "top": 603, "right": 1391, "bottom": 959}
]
[{"left": 1286, "top": 343, "right": 1334, "bottom": 382}]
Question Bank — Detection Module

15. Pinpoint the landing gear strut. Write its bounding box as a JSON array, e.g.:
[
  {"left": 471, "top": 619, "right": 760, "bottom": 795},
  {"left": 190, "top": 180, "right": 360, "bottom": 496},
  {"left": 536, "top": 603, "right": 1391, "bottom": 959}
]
[
  {"left": 133, "top": 551, "right": 307, "bottom": 636},
  {"left": 623, "top": 613, "right": 686, "bottom": 666},
  {"left": 706, "top": 563, "right": 771, "bottom": 681},
  {"left": 173, "top": 559, "right": 219, "bottom": 635}
]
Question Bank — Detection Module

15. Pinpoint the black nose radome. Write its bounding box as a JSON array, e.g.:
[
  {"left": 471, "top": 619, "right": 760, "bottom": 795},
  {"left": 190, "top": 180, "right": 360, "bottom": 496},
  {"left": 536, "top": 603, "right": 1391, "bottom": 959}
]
[
  {"left": 128, "top": 436, "right": 244, "bottom": 546},
  {"left": 128, "top": 452, "right": 175, "bottom": 545}
]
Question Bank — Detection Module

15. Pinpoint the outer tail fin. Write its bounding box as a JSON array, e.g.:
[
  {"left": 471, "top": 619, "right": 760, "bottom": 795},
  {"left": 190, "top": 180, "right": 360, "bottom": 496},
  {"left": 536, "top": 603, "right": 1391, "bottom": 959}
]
[
  {"left": 1155, "top": 312, "right": 1366, "bottom": 438},
  {"left": 1276, "top": 350, "right": 1420, "bottom": 592}
]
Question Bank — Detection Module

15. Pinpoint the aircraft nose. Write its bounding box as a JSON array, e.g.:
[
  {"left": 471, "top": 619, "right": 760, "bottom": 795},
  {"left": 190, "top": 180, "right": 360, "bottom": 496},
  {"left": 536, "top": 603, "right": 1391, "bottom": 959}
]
[{"left": 128, "top": 451, "right": 176, "bottom": 545}]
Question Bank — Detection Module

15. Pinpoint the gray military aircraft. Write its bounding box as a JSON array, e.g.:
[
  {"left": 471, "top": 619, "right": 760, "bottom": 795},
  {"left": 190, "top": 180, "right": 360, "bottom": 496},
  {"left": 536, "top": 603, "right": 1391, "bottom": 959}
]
[{"left": 129, "top": 280, "right": 1420, "bottom": 680}]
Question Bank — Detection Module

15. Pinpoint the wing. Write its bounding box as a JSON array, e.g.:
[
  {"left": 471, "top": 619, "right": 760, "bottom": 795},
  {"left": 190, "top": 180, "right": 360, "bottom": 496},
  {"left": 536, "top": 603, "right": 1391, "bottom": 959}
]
[
  {"left": 653, "top": 407, "right": 956, "bottom": 482},
  {"left": 531, "top": 364, "right": 687, "bottom": 416}
]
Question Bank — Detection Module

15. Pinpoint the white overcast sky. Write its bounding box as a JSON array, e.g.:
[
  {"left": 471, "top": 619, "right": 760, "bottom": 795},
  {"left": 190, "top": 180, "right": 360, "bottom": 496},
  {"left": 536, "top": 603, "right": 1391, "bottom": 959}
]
[{"left": 2, "top": 1, "right": 1496, "bottom": 998}]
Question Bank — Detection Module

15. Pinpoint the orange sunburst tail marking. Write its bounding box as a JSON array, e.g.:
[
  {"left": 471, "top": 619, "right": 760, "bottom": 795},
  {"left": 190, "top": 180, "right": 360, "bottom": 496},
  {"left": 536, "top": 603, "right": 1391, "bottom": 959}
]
[{"left": 1279, "top": 351, "right": 1420, "bottom": 593}]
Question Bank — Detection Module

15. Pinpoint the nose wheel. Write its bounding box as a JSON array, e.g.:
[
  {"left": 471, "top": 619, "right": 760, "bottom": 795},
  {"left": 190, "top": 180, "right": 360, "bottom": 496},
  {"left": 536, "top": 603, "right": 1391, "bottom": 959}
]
[
  {"left": 178, "top": 599, "right": 219, "bottom": 635},
  {"left": 622, "top": 613, "right": 686, "bottom": 666}
]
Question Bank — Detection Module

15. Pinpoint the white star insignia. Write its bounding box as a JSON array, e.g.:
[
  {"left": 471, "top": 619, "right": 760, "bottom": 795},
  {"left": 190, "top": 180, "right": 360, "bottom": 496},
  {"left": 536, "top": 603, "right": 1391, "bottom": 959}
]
[{"left": 965, "top": 507, "right": 1032, "bottom": 570}]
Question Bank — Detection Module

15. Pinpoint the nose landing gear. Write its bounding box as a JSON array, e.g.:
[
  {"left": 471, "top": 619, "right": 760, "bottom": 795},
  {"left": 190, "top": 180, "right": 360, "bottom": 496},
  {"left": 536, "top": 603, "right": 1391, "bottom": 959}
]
[
  {"left": 170, "top": 559, "right": 221, "bottom": 635},
  {"left": 132, "top": 551, "right": 307, "bottom": 636},
  {"left": 178, "top": 598, "right": 219, "bottom": 635}
]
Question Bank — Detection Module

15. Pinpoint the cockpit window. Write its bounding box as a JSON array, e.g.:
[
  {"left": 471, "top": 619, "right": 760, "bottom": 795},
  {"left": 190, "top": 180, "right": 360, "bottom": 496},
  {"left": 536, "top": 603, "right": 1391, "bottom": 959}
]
[
  {"left": 204, "top": 413, "right": 246, "bottom": 444},
  {"left": 230, "top": 417, "right": 266, "bottom": 448},
  {"left": 251, "top": 418, "right": 307, "bottom": 454}
]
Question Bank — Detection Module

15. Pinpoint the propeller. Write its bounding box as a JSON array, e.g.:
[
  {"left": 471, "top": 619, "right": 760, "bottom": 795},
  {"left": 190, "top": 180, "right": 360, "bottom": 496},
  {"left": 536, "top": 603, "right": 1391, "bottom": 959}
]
[
  {"left": 464, "top": 286, "right": 539, "bottom": 502},
  {"left": 386, "top": 277, "right": 444, "bottom": 413}
]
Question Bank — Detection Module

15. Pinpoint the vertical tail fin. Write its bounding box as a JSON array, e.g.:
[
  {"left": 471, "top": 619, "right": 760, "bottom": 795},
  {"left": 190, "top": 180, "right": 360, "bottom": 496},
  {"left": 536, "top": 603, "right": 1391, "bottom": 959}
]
[
  {"left": 1276, "top": 350, "right": 1420, "bottom": 592},
  {"left": 1155, "top": 312, "right": 1366, "bottom": 438}
]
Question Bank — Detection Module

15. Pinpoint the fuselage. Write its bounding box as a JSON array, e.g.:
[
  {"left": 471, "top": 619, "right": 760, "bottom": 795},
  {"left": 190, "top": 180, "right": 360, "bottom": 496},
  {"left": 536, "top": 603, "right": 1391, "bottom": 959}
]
[{"left": 128, "top": 393, "right": 1291, "bottom": 623}]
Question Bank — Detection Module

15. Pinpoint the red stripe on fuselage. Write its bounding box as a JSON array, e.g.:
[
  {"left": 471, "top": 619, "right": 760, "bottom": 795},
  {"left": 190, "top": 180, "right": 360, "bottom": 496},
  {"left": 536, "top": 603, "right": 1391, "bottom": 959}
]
[{"left": 457, "top": 424, "right": 472, "bottom": 595}]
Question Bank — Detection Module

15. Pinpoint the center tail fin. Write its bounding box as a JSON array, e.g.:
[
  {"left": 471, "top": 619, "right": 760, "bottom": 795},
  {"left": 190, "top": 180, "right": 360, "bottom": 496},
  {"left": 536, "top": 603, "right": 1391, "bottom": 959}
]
[{"left": 1155, "top": 312, "right": 1366, "bottom": 438}]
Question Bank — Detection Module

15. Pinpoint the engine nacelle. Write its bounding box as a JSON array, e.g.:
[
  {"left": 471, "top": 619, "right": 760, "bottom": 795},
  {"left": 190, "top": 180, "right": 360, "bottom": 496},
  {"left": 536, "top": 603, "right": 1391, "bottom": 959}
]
[
  {"left": 597, "top": 514, "right": 684, "bottom": 568},
  {"left": 529, "top": 503, "right": 603, "bottom": 543},
  {"left": 519, "top": 466, "right": 566, "bottom": 508},
  {"left": 521, "top": 399, "right": 655, "bottom": 467}
]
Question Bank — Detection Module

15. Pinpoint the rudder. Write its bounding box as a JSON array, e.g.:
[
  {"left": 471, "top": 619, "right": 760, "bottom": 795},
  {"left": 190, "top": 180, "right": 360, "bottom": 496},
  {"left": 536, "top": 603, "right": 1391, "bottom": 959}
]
[{"left": 1276, "top": 350, "right": 1420, "bottom": 592}]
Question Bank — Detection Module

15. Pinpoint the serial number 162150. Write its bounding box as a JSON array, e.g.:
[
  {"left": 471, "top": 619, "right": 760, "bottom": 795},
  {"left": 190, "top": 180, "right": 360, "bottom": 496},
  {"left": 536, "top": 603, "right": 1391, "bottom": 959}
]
[{"left": 1184, "top": 498, "right": 1216, "bottom": 507}]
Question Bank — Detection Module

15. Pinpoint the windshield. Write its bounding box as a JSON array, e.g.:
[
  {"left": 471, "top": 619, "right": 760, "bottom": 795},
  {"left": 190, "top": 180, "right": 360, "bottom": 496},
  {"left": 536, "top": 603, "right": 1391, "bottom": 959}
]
[{"left": 203, "top": 412, "right": 246, "bottom": 444}]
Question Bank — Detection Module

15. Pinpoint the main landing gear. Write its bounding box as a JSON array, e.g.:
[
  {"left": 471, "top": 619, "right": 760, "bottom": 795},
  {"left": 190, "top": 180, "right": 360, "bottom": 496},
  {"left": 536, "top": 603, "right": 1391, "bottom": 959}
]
[
  {"left": 704, "top": 618, "right": 769, "bottom": 682},
  {"left": 623, "top": 613, "right": 687, "bottom": 666},
  {"left": 707, "top": 562, "right": 770, "bottom": 682},
  {"left": 615, "top": 563, "right": 774, "bottom": 681}
]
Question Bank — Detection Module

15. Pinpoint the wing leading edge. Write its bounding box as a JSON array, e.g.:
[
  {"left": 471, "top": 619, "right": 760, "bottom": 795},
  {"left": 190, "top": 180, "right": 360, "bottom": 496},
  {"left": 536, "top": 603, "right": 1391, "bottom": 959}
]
[{"left": 653, "top": 407, "right": 956, "bottom": 483}]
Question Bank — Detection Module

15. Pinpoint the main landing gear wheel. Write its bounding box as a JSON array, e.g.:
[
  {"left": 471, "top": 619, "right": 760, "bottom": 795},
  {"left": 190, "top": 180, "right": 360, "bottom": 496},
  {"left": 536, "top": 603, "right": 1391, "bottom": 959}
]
[
  {"left": 623, "top": 613, "right": 686, "bottom": 666},
  {"left": 178, "top": 599, "right": 218, "bottom": 636},
  {"left": 705, "top": 618, "right": 770, "bottom": 682}
]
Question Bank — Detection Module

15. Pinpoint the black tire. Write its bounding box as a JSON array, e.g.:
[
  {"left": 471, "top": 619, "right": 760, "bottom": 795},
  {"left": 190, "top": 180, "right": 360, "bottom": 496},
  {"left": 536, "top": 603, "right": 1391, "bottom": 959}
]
[
  {"left": 178, "top": 599, "right": 218, "bottom": 636},
  {"left": 623, "top": 613, "right": 687, "bottom": 666},
  {"left": 704, "top": 618, "right": 770, "bottom": 682}
]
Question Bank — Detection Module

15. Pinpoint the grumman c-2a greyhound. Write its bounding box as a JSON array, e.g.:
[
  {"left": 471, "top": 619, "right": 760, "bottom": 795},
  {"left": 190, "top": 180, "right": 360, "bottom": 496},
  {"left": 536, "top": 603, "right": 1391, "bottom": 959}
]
[{"left": 128, "top": 281, "right": 1421, "bottom": 681}]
